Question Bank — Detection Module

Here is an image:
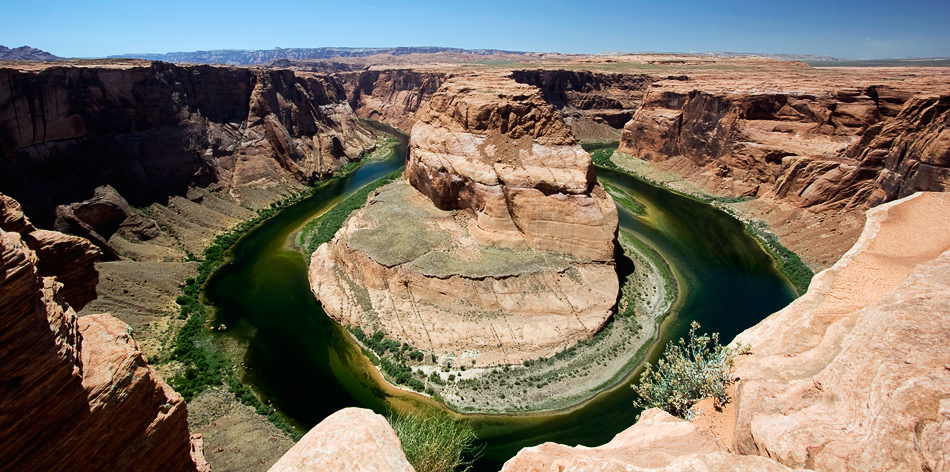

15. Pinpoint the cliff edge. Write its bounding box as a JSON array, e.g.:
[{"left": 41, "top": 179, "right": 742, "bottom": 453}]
[
  {"left": 501, "top": 191, "right": 950, "bottom": 471},
  {"left": 0, "top": 194, "right": 206, "bottom": 472}
]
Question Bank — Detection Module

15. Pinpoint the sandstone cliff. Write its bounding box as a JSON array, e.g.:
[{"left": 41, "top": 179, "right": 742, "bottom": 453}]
[
  {"left": 501, "top": 191, "right": 950, "bottom": 472},
  {"left": 335, "top": 68, "right": 656, "bottom": 142},
  {"left": 618, "top": 76, "right": 949, "bottom": 211},
  {"left": 1, "top": 192, "right": 100, "bottom": 309},
  {"left": 0, "top": 60, "right": 382, "bottom": 230},
  {"left": 510, "top": 69, "right": 655, "bottom": 140},
  {"left": 311, "top": 75, "right": 619, "bottom": 368},
  {"left": 0, "top": 197, "right": 204, "bottom": 472},
  {"left": 337, "top": 69, "right": 447, "bottom": 131},
  {"left": 730, "top": 191, "right": 950, "bottom": 471}
]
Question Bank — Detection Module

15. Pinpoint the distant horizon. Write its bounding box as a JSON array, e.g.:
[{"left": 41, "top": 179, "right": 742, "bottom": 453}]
[
  {"left": 4, "top": 0, "right": 949, "bottom": 60},
  {"left": 7, "top": 43, "right": 950, "bottom": 63}
]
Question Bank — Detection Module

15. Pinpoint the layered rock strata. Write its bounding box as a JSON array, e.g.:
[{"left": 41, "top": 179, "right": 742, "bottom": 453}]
[
  {"left": 619, "top": 77, "right": 949, "bottom": 212},
  {"left": 1, "top": 192, "right": 100, "bottom": 309},
  {"left": 0, "top": 61, "right": 382, "bottom": 229},
  {"left": 311, "top": 76, "right": 619, "bottom": 366},
  {"left": 406, "top": 76, "right": 618, "bottom": 261},
  {"left": 501, "top": 409, "right": 800, "bottom": 472},
  {"left": 0, "top": 202, "right": 203, "bottom": 471},
  {"left": 337, "top": 69, "right": 447, "bottom": 131},
  {"left": 510, "top": 69, "right": 656, "bottom": 140}
]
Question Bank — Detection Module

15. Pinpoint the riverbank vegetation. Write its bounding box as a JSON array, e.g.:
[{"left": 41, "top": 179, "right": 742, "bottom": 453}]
[
  {"left": 389, "top": 411, "right": 477, "bottom": 472},
  {"left": 601, "top": 147, "right": 814, "bottom": 295},
  {"left": 297, "top": 169, "right": 402, "bottom": 261},
  {"left": 165, "top": 135, "right": 400, "bottom": 440}
]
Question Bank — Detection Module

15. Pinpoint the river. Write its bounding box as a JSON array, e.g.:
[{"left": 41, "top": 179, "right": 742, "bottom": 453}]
[{"left": 203, "top": 133, "right": 796, "bottom": 469}]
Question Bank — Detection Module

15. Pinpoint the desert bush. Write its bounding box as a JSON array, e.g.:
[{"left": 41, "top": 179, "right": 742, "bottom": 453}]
[
  {"left": 631, "top": 322, "right": 739, "bottom": 419},
  {"left": 389, "top": 411, "right": 477, "bottom": 472}
]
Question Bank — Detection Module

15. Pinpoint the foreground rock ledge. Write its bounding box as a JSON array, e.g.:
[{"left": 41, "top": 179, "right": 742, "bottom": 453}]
[
  {"left": 0, "top": 206, "right": 204, "bottom": 471},
  {"left": 310, "top": 75, "right": 619, "bottom": 367},
  {"left": 501, "top": 191, "right": 950, "bottom": 472},
  {"left": 268, "top": 408, "right": 414, "bottom": 472},
  {"left": 732, "top": 191, "right": 950, "bottom": 471}
]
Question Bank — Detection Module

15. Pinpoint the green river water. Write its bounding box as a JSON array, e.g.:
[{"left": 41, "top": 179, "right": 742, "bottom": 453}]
[{"left": 203, "top": 135, "right": 797, "bottom": 470}]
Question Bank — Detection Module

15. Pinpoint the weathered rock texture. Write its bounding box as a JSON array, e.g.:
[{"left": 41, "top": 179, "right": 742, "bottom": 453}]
[
  {"left": 511, "top": 69, "right": 656, "bottom": 140},
  {"left": 501, "top": 409, "right": 800, "bottom": 472},
  {"left": 267, "top": 408, "right": 414, "bottom": 472},
  {"left": 338, "top": 69, "right": 447, "bottom": 131},
  {"left": 502, "top": 192, "right": 950, "bottom": 472},
  {"left": 0, "top": 60, "right": 381, "bottom": 229},
  {"left": 406, "top": 75, "right": 618, "bottom": 260},
  {"left": 311, "top": 76, "right": 619, "bottom": 366},
  {"left": 619, "top": 77, "right": 949, "bottom": 212},
  {"left": 731, "top": 191, "right": 950, "bottom": 471},
  {"left": 1, "top": 191, "right": 100, "bottom": 309},
  {"left": 0, "top": 206, "right": 202, "bottom": 471},
  {"left": 335, "top": 68, "right": 656, "bottom": 141}
]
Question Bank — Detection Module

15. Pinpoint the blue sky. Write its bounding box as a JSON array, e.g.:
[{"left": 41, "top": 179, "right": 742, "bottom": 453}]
[{"left": 3, "top": 0, "right": 948, "bottom": 59}]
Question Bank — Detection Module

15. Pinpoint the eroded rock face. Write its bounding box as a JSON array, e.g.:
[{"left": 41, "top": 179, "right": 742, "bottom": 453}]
[
  {"left": 731, "top": 191, "right": 950, "bottom": 472},
  {"left": 500, "top": 192, "right": 950, "bottom": 472},
  {"left": 0, "top": 61, "right": 382, "bottom": 229},
  {"left": 501, "top": 409, "right": 801, "bottom": 472},
  {"left": 267, "top": 408, "right": 414, "bottom": 472},
  {"left": 406, "top": 75, "right": 618, "bottom": 261},
  {"left": 618, "top": 77, "right": 949, "bottom": 214},
  {"left": 338, "top": 69, "right": 447, "bottom": 131},
  {"left": 1, "top": 191, "right": 100, "bottom": 309},
  {"left": 311, "top": 76, "right": 618, "bottom": 366},
  {"left": 312, "top": 181, "right": 618, "bottom": 366},
  {"left": 0, "top": 223, "right": 201, "bottom": 472}
]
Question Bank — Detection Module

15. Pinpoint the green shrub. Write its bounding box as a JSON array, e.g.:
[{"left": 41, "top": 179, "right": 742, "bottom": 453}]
[
  {"left": 631, "top": 322, "right": 739, "bottom": 419},
  {"left": 389, "top": 411, "right": 477, "bottom": 472}
]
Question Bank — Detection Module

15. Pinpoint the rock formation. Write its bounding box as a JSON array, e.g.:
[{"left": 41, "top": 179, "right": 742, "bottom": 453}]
[
  {"left": 267, "top": 408, "right": 414, "bottom": 472},
  {"left": 500, "top": 191, "right": 950, "bottom": 472},
  {"left": 53, "top": 184, "right": 161, "bottom": 260},
  {"left": 337, "top": 68, "right": 657, "bottom": 141},
  {"left": 0, "top": 195, "right": 204, "bottom": 472},
  {"left": 731, "top": 191, "right": 950, "bottom": 471},
  {"left": 501, "top": 409, "right": 800, "bottom": 472},
  {"left": 1, "top": 192, "right": 100, "bottom": 309},
  {"left": 337, "top": 69, "right": 447, "bottom": 131},
  {"left": 618, "top": 77, "right": 949, "bottom": 212},
  {"left": 510, "top": 69, "right": 655, "bottom": 140},
  {"left": 0, "top": 61, "right": 382, "bottom": 230},
  {"left": 310, "top": 75, "right": 619, "bottom": 366}
]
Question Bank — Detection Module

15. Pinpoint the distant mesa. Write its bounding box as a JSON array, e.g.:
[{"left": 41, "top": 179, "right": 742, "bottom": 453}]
[
  {"left": 107, "top": 46, "right": 529, "bottom": 66},
  {"left": 0, "top": 45, "right": 63, "bottom": 62}
]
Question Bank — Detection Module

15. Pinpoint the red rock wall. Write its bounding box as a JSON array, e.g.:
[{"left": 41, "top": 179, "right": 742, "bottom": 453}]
[
  {"left": 0, "top": 198, "right": 201, "bottom": 472},
  {"left": 618, "top": 78, "right": 949, "bottom": 211},
  {"left": 336, "top": 69, "right": 447, "bottom": 131},
  {"left": 1, "top": 192, "right": 100, "bottom": 309},
  {"left": 510, "top": 69, "right": 655, "bottom": 128},
  {"left": 0, "top": 62, "right": 380, "bottom": 228}
]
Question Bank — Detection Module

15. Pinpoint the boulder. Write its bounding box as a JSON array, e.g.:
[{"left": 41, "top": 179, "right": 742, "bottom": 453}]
[{"left": 268, "top": 408, "right": 414, "bottom": 472}]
